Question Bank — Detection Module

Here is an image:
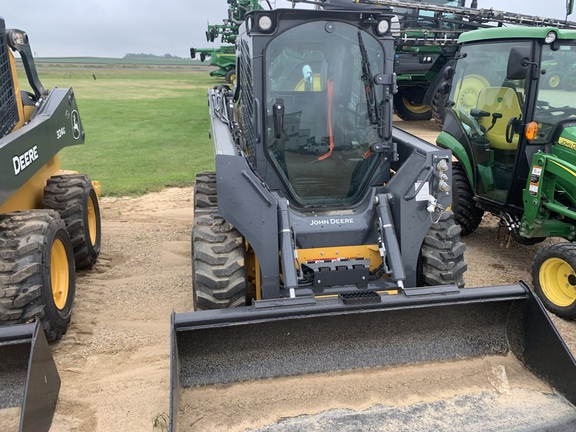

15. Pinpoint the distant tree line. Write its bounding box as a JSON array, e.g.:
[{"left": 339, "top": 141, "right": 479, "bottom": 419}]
[{"left": 123, "top": 53, "right": 183, "bottom": 59}]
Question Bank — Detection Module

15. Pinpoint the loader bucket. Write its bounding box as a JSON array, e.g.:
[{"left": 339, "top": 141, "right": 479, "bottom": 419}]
[
  {"left": 0, "top": 322, "right": 60, "bottom": 432},
  {"left": 169, "top": 283, "right": 576, "bottom": 431}
]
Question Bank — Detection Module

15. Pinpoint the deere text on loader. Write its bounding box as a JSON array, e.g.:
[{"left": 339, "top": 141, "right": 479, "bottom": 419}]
[
  {"left": 437, "top": 26, "right": 576, "bottom": 320},
  {"left": 0, "top": 18, "right": 101, "bottom": 432},
  {"left": 171, "top": 5, "right": 576, "bottom": 430}
]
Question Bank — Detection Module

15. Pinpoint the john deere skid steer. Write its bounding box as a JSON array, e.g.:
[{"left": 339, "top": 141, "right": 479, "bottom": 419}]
[
  {"left": 171, "top": 4, "right": 576, "bottom": 430},
  {"left": 0, "top": 18, "right": 101, "bottom": 431},
  {"left": 436, "top": 25, "right": 576, "bottom": 320}
]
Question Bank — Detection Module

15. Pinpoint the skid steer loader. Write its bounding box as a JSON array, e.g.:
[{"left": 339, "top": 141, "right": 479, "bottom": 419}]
[
  {"left": 436, "top": 25, "right": 576, "bottom": 320},
  {"left": 171, "top": 4, "right": 576, "bottom": 430},
  {"left": 0, "top": 18, "right": 101, "bottom": 432}
]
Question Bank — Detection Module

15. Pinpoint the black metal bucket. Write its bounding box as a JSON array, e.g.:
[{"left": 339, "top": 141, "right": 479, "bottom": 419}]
[
  {"left": 169, "top": 283, "right": 576, "bottom": 431},
  {"left": 0, "top": 322, "right": 60, "bottom": 432}
]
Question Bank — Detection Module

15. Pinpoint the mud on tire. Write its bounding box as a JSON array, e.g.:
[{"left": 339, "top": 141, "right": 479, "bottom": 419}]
[
  {"left": 191, "top": 172, "right": 248, "bottom": 310},
  {"left": 43, "top": 174, "right": 101, "bottom": 269},
  {"left": 418, "top": 211, "right": 467, "bottom": 288},
  {"left": 0, "top": 210, "right": 76, "bottom": 341}
]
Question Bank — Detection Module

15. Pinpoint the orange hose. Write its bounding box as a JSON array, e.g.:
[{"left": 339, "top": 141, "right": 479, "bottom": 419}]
[{"left": 318, "top": 80, "right": 334, "bottom": 161}]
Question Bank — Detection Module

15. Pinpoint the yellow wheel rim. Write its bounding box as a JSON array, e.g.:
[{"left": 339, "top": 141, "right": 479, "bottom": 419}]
[
  {"left": 51, "top": 238, "right": 70, "bottom": 310},
  {"left": 230, "top": 73, "right": 237, "bottom": 86},
  {"left": 87, "top": 194, "right": 98, "bottom": 246},
  {"left": 548, "top": 75, "right": 561, "bottom": 88},
  {"left": 402, "top": 97, "right": 430, "bottom": 114},
  {"left": 454, "top": 74, "right": 490, "bottom": 111},
  {"left": 539, "top": 257, "right": 576, "bottom": 307}
]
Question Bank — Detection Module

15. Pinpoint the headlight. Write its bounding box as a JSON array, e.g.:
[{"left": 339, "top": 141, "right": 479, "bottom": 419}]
[
  {"left": 258, "top": 15, "right": 273, "bottom": 32},
  {"left": 376, "top": 19, "right": 390, "bottom": 36},
  {"left": 545, "top": 31, "right": 557, "bottom": 44}
]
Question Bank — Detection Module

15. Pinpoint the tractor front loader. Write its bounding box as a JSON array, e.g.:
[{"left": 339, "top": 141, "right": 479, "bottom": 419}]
[
  {"left": 171, "top": 5, "right": 576, "bottom": 430},
  {"left": 0, "top": 18, "right": 101, "bottom": 431}
]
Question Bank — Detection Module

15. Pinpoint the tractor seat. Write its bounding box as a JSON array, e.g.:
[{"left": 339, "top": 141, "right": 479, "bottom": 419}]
[{"left": 476, "top": 87, "right": 522, "bottom": 151}]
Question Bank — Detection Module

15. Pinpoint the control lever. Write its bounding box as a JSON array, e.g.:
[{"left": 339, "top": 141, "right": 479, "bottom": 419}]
[{"left": 273, "top": 99, "right": 284, "bottom": 139}]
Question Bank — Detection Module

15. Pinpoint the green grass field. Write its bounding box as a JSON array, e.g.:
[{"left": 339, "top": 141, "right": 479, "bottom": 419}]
[
  {"left": 35, "top": 57, "right": 199, "bottom": 66},
  {"left": 34, "top": 64, "right": 220, "bottom": 196}
]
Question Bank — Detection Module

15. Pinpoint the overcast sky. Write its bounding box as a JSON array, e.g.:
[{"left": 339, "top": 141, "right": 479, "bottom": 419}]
[{"left": 0, "top": 1, "right": 572, "bottom": 58}]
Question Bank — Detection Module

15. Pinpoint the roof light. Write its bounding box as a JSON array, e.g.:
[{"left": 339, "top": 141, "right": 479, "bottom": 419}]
[
  {"left": 258, "top": 15, "right": 273, "bottom": 32},
  {"left": 376, "top": 19, "right": 390, "bottom": 36},
  {"left": 545, "top": 31, "right": 557, "bottom": 44}
]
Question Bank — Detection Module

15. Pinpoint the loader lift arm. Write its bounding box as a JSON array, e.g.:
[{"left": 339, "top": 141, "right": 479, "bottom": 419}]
[{"left": 5, "top": 28, "right": 46, "bottom": 98}]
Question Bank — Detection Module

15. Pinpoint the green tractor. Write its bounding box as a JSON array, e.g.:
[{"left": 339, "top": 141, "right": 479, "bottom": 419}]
[
  {"left": 191, "top": 46, "right": 237, "bottom": 84},
  {"left": 437, "top": 26, "right": 576, "bottom": 319},
  {"left": 191, "top": 1, "right": 266, "bottom": 84},
  {"left": 205, "top": 0, "right": 265, "bottom": 45},
  {"left": 387, "top": 0, "right": 469, "bottom": 122}
]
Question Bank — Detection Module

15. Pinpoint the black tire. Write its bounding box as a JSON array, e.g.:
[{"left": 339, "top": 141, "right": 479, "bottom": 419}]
[
  {"left": 532, "top": 242, "right": 576, "bottom": 320},
  {"left": 43, "top": 174, "right": 101, "bottom": 269},
  {"left": 192, "top": 212, "right": 248, "bottom": 310},
  {"left": 431, "top": 89, "right": 448, "bottom": 127},
  {"left": 225, "top": 69, "right": 237, "bottom": 85},
  {"left": 0, "top": 210, "right": 76, "bottom": 341},
  {"left": 194, "top": 172, "right": 218, "bottom": 211},
  {"left": 418, "top": 211, "right": 467, "bottom": 288},
  {"left": 451, "top": 162, "right": 484, "bottom": 236},
  {"left": 191, "top": 172, "right": 248, "bottom": 310},
  {"left": 393, "top": 89, "right": 432, "bottom": 121},
  {"left": 510, "top": 229, "right": 546, "bottom": 246}
]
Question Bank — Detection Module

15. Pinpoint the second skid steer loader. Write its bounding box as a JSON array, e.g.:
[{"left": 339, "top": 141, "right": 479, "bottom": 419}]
[
  {"left": 171, "top": 4, "right": 576, "bottom": 430},
  {"left": 0, "top": 17, "right": 101, "bottom": 432}
]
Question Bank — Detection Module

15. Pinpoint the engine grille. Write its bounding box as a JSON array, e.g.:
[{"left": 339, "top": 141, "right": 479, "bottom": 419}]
[
  {"left": 0, "top": 20, "right": 19, "bottom": 138},
  {"left": 239, "top": 39, "right": 256, "bottom": 167}
]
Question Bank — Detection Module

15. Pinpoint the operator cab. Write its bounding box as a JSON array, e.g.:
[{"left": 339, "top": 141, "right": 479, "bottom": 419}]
[
  {"left": 258, "top": 13, "right": 396, "bottom": 208},
  {"left": 443, "top": 32, "right": 576, "bottom": 210},
  {"left": 447, "top": 40, "right": 529, "bottom": 204},
  {"left": 533, "top": 43, "right": 576, "bottom": 142}
]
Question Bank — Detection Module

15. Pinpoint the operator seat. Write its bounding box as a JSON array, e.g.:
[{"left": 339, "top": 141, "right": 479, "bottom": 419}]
[
  {"left": 475, "top": 86, "right": 523, "bottom": 194},
  {"left": 475, "top": 86, "right": 522, "bottom": 150}
]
